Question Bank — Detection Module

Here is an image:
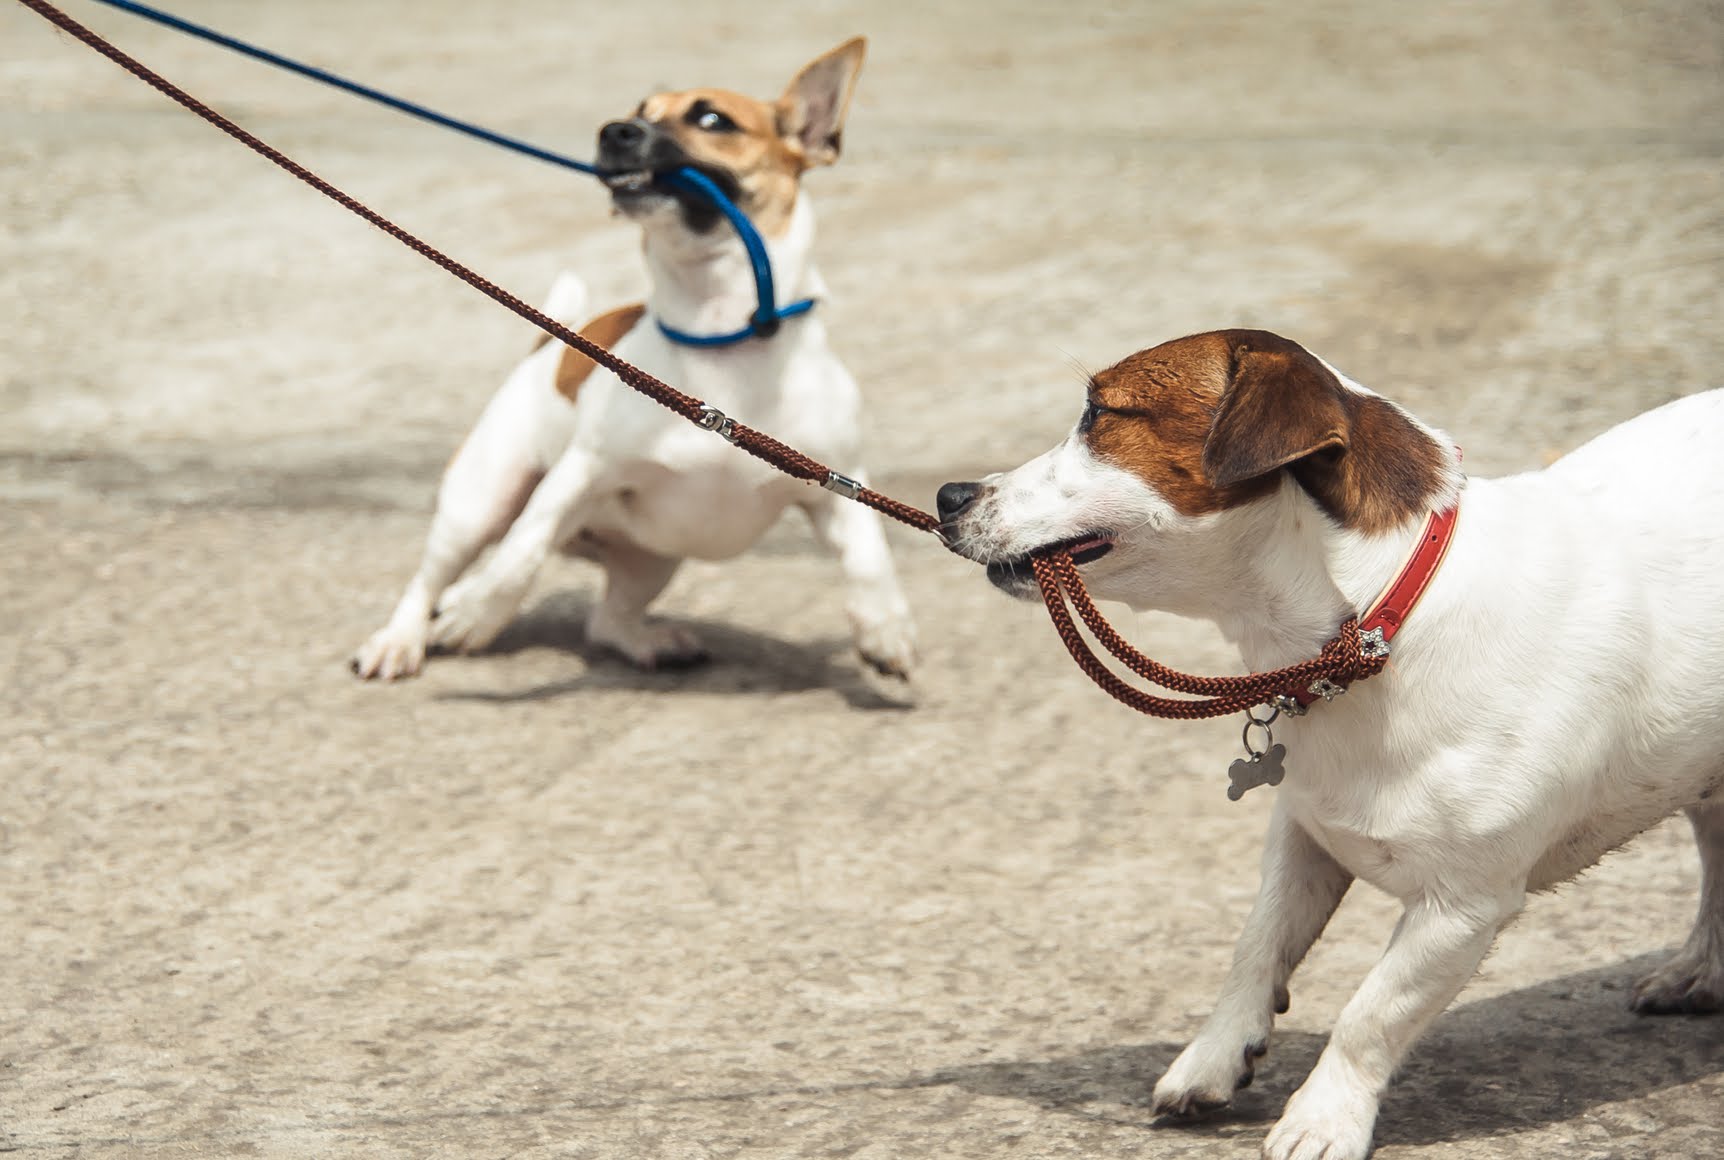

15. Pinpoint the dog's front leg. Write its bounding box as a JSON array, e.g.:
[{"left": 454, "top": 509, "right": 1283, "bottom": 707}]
[
  {"left": 1154, "top": 802, "right": 1351, "bottom": 1117},
  {"left": 352, "top": 440, "right": 546, "bottom": 680},
  {"left": 430, "top": 446, "right": 599, "bottom": 654},
  {"left": 1263, "top": 886, "right": 1524, "bottom": 1160},
  {"left": 800, "top": 484, "right": 917, "bottom": 678}
]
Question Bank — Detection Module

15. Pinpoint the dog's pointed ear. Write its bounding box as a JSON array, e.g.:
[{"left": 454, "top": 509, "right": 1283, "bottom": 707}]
[
  {"left": 1201, "top": 333, "right": 1350, "bottom": 490},
  {"left": 776, "top": 37, "right": 866, "bottom": 169}
]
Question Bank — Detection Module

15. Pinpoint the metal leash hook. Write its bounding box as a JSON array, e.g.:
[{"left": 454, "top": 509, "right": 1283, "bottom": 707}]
[
  {"left": 1227, "top": 705, "right": 1287, "bottom": 800},
  {"left": 695, "top": 404, "right": 739, "bottom": 443}
]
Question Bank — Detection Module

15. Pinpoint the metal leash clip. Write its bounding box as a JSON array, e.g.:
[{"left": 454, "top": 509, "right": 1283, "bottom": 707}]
[
  {"left": 696, "top": 403, "right": 739, "bottom": 443},
  {"left": 822, "top": 471, "right": 863, "bottom": 499}
]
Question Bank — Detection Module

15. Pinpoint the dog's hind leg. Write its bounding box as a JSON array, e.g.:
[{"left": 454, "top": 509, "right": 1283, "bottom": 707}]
[
  {"left": 1153, "top": 802, "right": 1352, "bottom": 1117},
  {"left": 583, "top": 540, "right": 707, "bottom": 670},
  {"left": 1632, "top": 799, "right": 1724, "bottom": 1014}
]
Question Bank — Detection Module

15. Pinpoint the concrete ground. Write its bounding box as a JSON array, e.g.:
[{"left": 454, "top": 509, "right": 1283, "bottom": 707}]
[{"left": 3, "top": 1, "right": 1721, "bottom": 1156}]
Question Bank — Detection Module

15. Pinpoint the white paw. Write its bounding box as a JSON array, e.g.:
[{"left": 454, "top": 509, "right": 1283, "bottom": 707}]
[
  {"left": 1152, "top": 1030, "right": 1268, "bottom": 1118},
  {"left": 1262, "top": 1081, "right": 1376, "bottom": 1160},
  {"left": 586, "top": 614, "right": 709, "bottom": 671},
  {"left": 1631, "top": 941, "right": 1724, "bottom": 1014},
  {"left": 351, "top": 622, "right": 427, "bottom": 681},
  {"left": 430, "top": 572, "right": 527, "bottom": 654},
  {"left": 851, "top": 606, "right": 917, "bottom": 680}
]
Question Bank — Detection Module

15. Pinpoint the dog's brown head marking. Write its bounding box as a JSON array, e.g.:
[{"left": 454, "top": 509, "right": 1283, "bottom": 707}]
[
  {"left": 1084, "top": 330, "right": 1450, "bottom": 534},
  {"left": 631, "top": 37, "right": 865, "bottom": 234}
]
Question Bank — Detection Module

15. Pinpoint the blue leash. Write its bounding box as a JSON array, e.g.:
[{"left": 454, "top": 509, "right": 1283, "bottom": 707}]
[
  {"left": 650, "top": 167, "right": 814, "bottom": 343},
  {"left": 88, "top": 0, "right": 813, "bottom": 346},
  {"left": 656, "top": 297, "right": 816, "bottom": 346}
]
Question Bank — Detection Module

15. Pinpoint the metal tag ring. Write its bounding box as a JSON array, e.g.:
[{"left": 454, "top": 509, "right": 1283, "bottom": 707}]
[{"left": 1241, "top": 716, "right": 1275, "bottom": 760}]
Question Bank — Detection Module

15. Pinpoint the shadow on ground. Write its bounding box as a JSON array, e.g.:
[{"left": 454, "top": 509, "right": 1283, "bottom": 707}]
[
  {"left": 907, "top": 956, "right": 1724, "bottom": 1146},
  {"left": 433, "top": 588, "right": 916, "bottom": 711}
]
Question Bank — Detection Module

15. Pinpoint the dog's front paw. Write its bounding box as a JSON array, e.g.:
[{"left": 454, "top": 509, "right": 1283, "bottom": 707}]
[
  {"left": 430, "top": 573, "right": 526, "bottom": 654},
  {"left": 1262, "top": 1082, "right": 1376, "bottom": 1160},
  {"left": 1631, "top": 943, "right": 1724, "bottom": 1014},
  {"left": 1152, "top": 1033, "right": 1267, "bottom": 1119},
  {"left": 851, "top": 607, "right": 917, "bottom": 680},
  {"left": 352, "top": 622, "right": 428, "bottom": 681}
]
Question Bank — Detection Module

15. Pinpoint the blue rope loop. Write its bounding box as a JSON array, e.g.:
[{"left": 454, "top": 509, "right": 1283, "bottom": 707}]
[
  {"left": 657, "top": 168, "right": 817, "bottom": 347},
  {"left": 90, "top": 0, "right": 813, "bottom": 345},
  {"left": 656, "top": 298, "right": 816, "bottom": 347}
]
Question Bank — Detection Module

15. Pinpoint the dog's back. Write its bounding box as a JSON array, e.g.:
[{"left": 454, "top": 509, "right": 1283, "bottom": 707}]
[
  {"left": 1497, "top": 387, "right": 1724, "bottom": 878},
  {"left": 1544, "top": 387, "right": 1724, "bottom": 694},
  {"left": 1549, "top": 387, "right": 1724, "bottom": 510}
]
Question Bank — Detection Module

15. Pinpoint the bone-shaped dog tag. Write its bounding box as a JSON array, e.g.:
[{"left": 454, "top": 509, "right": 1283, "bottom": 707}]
[{"left": 1227, "top": 743, "right": 1287, "bottom": 801}]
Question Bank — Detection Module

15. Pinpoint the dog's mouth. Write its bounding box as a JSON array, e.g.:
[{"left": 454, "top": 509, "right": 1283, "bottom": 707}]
[
  {"left": 985, "top": 531, "right": 1115, "bottom": 592},
  {"left": 602, "top": 169, "right": 655, "bottom": 195},
  {"left": 602, "top": 164, "right": 744, "bottom": 231}
]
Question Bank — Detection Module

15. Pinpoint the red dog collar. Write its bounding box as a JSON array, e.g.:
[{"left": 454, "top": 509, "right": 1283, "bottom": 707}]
[{"left": 1286, "top": 501, "right": 1460, "bottom": 709}]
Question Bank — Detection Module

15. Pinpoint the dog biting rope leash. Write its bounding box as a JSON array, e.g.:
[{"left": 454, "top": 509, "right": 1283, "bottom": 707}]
[
  {"left": 81, "top": 0, "right": 814, "bottom": 345},
  {"left": 18, "top": 0, "right": 1396, "bottom": 725}
]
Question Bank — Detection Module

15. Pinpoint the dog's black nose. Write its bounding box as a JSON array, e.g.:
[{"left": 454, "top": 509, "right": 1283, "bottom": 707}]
[
  {"left": 937, "top": 481, "right": 983, "bottom": 522},
  {"left": 599, "top": 119, "right": 646, "bottom": 153}
]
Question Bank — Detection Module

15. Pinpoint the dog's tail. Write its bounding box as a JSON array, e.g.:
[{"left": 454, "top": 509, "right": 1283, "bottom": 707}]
[
  {"left": 529, "top": 271, "right": 590, "bottom": 350},
  {"left": 542, "top": 270, "right": 589, "bottom": 324}
]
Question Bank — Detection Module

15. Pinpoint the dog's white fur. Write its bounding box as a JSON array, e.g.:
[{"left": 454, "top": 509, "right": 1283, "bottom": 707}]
[
  {"left": 946, "top": 334, "right": 1724, "bottom": 1160},
  {"left": 353, "top": 40, "right": 914, "bottom": 682}
]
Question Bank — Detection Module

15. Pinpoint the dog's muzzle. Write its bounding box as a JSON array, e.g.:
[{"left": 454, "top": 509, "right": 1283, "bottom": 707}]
[
  {"left": 595, "top": 119, "right": 738, "bottom": 232},
  {"left": 938, "top": 479, "right": 1116, "bottom": 595},
  {"left": 596, "top": 118, "right": 667, "bottom": 192},
  {"left": 937, "top": 479, "right": 1026, "bottom": 593},
  {"left": 935, "top": 479, "right": 985, "bottom": 554},
  {"left": 936, "top": 480, "right": 981, "bottom": 523}
]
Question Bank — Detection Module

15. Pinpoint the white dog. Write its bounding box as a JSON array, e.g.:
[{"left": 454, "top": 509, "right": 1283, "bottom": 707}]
[
  {"left": 938, "top": 328, "right": 1724, "bottom": 1160},
  {"left": 353, "top": 38, "right": 915, "bottom": 682}
]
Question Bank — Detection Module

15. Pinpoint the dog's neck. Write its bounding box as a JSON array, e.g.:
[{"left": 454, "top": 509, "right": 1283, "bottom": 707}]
[
  {"left": 640, "top": 196, "right": 824, "bottom": 342},
  {"left": 1205, "top": 474, "right": 1460, "bottom": 672}
]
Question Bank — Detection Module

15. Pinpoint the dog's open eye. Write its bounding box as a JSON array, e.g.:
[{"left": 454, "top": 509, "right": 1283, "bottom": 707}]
[{"left": 689, "top": 104, "right": 739, "bottom": 133}]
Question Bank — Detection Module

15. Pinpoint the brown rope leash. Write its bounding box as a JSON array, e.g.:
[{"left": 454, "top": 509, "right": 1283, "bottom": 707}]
[
  {"left": 19, "top": 0, "right": 1388, "bottom": 722},
  {"left": 1032, "top": 556, "right": 1387, "bottom": 719}
]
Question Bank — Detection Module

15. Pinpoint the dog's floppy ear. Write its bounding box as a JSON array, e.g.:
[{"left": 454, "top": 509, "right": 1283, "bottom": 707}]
[
  {"left": 1202, "top": 330, "right": 1451, "bottom": 533},
  {"left": 1202, "top": 333, "right": 1350, "bottom": 490},
  {"left": 776, "top": 37, "right": 866, "bottom": 168}
]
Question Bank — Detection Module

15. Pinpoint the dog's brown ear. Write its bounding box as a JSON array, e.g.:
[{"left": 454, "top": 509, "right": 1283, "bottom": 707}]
[
  {"left": 1202, "top": 331, "right": 1451, "bottom": 533},
  {"left": 776, "top": 37, "right": 866, "bottom": 168},
  {"left": 1202, "top": 333, "right": 1349, "bottom": 490}
]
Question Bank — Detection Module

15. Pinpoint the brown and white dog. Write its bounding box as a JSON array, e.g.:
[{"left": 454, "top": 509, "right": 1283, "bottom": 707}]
[
  {"left": 352, "top": 38, "right": 916, "bottom": 682},
  {"left": 939, "top": 329, "right": 1724, "bottom": 1160}
]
